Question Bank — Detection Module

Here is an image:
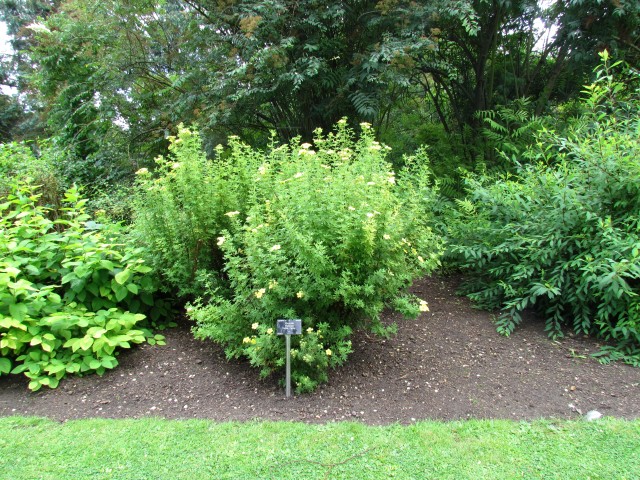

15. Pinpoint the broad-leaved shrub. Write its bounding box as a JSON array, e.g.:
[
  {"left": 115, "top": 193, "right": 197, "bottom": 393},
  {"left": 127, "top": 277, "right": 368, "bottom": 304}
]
[
  {"left": 448, "top": 54, "right": 640, "bottom": 365},
  {"left": 0, "top": 182, "right": 167, "bottom": 390}
]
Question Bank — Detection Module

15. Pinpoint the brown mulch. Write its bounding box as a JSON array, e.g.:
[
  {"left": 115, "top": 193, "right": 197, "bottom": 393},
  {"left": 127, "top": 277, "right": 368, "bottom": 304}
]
[{"left": 1, "top": 276, "right": 639, "bottom": 425}]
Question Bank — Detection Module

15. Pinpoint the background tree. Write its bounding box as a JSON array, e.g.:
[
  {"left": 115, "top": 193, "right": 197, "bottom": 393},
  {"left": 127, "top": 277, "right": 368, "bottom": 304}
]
[{"left": 3, "top": 0, "right": 639, "bottom": 183}]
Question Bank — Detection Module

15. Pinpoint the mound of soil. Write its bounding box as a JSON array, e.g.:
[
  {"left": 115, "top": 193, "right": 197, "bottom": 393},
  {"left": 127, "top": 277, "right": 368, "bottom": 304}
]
[{"left": 1, "top": 276, "right": 638, "bottom": 424}]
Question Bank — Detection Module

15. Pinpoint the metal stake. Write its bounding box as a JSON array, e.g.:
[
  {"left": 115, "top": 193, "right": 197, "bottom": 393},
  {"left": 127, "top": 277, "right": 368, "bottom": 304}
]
[{"left": 285, "top": 334, "right": 291, "bottom": 398}]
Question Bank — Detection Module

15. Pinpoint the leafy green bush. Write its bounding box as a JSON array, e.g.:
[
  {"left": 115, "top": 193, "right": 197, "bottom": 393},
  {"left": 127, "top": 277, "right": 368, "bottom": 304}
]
[
  {"left": 0, "top": 142, "right": 61, "bottom": 207},
  {"left": 134, "top": 121, "right": 442, "bottom": 391},
  {"left": 448, "top": 54, "right": 640, "bottom": 365},
  {"left": 0, "top": 182, "right": 167, "bottom": 390}
]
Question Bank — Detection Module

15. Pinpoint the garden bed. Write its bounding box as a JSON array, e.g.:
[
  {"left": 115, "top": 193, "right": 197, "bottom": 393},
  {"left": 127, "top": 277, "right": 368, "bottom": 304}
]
[{"left": 1, "top": 276, "right": 638, "bottom": 424}]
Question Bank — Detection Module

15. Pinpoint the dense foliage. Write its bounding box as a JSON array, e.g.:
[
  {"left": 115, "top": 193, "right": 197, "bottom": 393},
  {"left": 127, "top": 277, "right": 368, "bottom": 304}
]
[
  {"left": 0, "top": 175, "right": 168, "bottom": 390},
  {"left": 3, "top": 0, "right": 638, "bottom": 173},
  {"left": 134, "top": 121, "right": 442, "bottom": 391},
  {"left": 448, "top": 55, "right": 640, "bottom": 365}
]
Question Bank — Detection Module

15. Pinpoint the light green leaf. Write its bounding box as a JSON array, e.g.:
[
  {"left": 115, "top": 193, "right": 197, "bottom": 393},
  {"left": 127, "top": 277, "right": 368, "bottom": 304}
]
[
  {"left": 115, "top": 269, "right": 132, "bottom": 285},
  {"left": 9, "top": 303, "right": 28, "bottom": 322}
]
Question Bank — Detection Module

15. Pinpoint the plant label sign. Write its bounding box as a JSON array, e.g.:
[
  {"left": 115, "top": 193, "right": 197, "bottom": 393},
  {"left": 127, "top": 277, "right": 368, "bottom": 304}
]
[
  {"left": 276, "top": 319, "right": 302, "bottom": 335},
  {"left": 277, "top": 319, "right": 302, "bottom": 398}
]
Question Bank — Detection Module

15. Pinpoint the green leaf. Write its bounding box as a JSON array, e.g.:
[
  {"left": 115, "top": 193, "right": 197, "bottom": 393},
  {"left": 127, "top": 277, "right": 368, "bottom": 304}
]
[
  {"left": 0, "top": 358, "right": 11, "bottom": 374},
  {"left": 9, "top": 303, "right": 28, "bottom": 321},
  {"left": 114, "top": 286, "right": 128, "bottom": 302},
  {"left": 78, "top": 336, "right": 93, "bottom": 351},
  {"left": 28, "top": 380, "right": 42, "bottom": 391},
  {"left": 115, "top": 269, "right": 132, "bottom": 285}
]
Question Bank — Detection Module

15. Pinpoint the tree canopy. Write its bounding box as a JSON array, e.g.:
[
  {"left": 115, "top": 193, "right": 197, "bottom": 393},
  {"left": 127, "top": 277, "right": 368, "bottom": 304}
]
[{"left": 0, "top": 0, "right": 638, "bottom": 173}]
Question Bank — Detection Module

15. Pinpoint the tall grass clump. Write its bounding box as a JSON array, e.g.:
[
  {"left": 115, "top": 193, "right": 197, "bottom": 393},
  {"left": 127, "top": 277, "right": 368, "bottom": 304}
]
[
  {"left": 448, "top": 53, "right": 640, "bottom": 365},
  {"left": 133, "top": 120, "right": 442, "bottom": 391}
]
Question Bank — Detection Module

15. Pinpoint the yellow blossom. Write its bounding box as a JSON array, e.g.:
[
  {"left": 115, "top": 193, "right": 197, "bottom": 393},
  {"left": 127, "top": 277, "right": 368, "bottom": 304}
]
[
  {"left": 419, "top": 300, "right": 429, "bottom": 312},
  {"left": 326, "top": 349, "right": 332, "bottom": 356},
  {"left": 135, "top": 168, "right": 149, "bottom": 175},
  {"left": 348, "top": 206, "right": 356, "bottom": 211},
  {"left": 242, "top": 337, "right": 251, "bottom": 344},
  {"left": 418, "top": 256, "right": 425, "bottom": 263},
  {"left": 251, "top": 338, "right": 257, "bottom": 344},
  {"left": 307, "top": 327, "right": 314, "bottom": 333},
  {"left": 267, "top": 328, "right": 273, "bottom": 335},
  {"left": 383, "top": 234, "right": 391, "bottom": 240},
  {"left": 300, "top": 142, "right": 312, "bottom": 149},
  {"left": 217, "top": 236, "right": 225, "bottom": 246},
  {"left": 297, "top": 291, "right": 305, "bottom": 298},
  {"left": 268, "top": 280, "right": 278, "bottom": 289},
  {"left": 225, "top": 211, "right": 240, "bottom": 217},
  {"left": 293, "top": 172, "right": 304, "bottom": 178},
  {"left": 252, "top": 322, "right": 260, "bottom": 329},
  {"left": 171, "top": 162, "right": 181, "bottom": 169},
  {"left": 254, "top": 288, "right": 266, "bottom": 299},
  {"left": 270, "top": 244, "right": 281, "bottom": 252}
]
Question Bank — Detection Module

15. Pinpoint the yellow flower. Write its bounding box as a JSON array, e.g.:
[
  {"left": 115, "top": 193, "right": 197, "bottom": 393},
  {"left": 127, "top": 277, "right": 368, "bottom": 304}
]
[
  {"left": 419, "top": 300, "right": 429, "bottom": 312},
  {"left": 225, "top": 211, "right": 240, "bottom": 217},
  {"left": 348, "top": 206, "right": 356, "bottom": 211},
  {"left": 252, "top": 322, "right": 260, "bottom": 330},
  {"left": 242, "top": 337, "right": 251, "bottom": 344},
  {"left": 267, "top": 328, "right": 273, "bottom": 335},
  {"left": 297, "top": 291, "right": 304, "bottom": 298},
  {"left": 217, "top": 236, "right": 225, "bottom": 246},
  {"left": 326, "top": 349, "right": 332, "bottom": 356},
  {"left": 268, "top": 280, "right": 278, "bottom": 289},
  {"left": 171, "top": 162, "right": 181, "bottom": 169},
  {"left": 135, "top": 168, "right": 149, "bottom": 175},
  {"left": 270, "top": 244, "right": 281, "bottom": 252},
  {"left": 307, "top": 327, "right": 314, "bottom": 333},
  {"left": 383, "top": 234, "right": 391, "bottom": 240},
  {"left": 418, "top": 256, "right": 425, "bottom": 263},
  {"left": 251, "top": 338, "right": 257, "bottom": 344},
  {"left": 254, "top": 288, "right": 266, "bottom": 299},
  {"left": 293, "top": 172, "right": 304, "bottom": 178}
]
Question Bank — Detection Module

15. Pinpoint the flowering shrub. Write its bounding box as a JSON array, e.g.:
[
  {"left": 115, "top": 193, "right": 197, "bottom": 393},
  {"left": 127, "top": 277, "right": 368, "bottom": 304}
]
[{"left": 135, "top": 120, "right": 442, "bottom": 392}]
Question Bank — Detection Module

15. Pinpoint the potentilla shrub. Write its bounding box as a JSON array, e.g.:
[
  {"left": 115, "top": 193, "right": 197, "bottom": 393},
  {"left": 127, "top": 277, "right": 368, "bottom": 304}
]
[
  {"left": 448, "top": 55, "right": 640, "bottom": 365},
  {"left": 132, "top": 125, "right": 262, "bottom": 297},
  {"left": 0, "top": 183, "right": 167, "bottom": 390},
  {"left": 135, "top": 120, "right": 442, "bottom": 392}
]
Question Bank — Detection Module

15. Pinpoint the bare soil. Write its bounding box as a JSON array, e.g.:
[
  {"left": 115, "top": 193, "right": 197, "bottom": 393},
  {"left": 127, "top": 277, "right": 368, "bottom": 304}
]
[{"left": 1, "top": 276, "right": 639, "bottom": 425}]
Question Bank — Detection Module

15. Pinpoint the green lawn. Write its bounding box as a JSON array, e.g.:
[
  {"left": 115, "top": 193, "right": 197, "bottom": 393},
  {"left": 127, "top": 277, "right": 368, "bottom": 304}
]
[{"left": 0, "top": 417, "right": 638, "bottom": 479}]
